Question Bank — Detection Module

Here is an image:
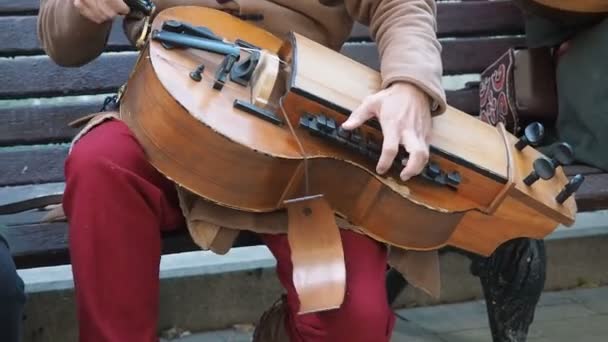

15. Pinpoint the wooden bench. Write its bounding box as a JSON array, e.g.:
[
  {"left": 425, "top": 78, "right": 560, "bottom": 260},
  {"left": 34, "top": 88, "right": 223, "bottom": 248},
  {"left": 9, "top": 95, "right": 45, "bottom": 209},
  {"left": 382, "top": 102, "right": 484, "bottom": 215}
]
[{"left": 1, "top": 0, "right": 607, "bottom": 278}]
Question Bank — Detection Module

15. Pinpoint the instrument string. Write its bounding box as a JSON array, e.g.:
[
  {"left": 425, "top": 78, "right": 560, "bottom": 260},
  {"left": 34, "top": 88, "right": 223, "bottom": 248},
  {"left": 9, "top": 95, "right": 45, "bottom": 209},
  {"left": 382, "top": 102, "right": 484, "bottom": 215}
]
[{"left": 278, "top": 95, "right": 310, "bottom": 196}]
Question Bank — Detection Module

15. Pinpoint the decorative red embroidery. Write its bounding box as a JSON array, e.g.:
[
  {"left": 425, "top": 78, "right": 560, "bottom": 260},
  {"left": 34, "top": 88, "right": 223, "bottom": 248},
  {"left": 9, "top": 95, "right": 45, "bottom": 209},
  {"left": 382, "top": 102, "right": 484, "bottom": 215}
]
[
  {"left": 478, "top": 49, "right": 520, "bottom": 134},
  {"left": 480, "top": 64, "right": 506, "bottom": 127},
  {"left": 491, "top": 64, "right": 506, "bottom": 92},
  {"left": 480, "top": 76, "right": 489, "bottom": 107},
  {"left": 497, "top": 92, "right": 508, "bottom": 119}
]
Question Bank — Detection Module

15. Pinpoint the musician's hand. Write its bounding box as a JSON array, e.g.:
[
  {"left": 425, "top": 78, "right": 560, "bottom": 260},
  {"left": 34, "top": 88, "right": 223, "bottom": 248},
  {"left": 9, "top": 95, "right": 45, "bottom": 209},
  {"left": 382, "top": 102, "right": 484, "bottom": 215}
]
[
  {"left": 341, "top": 81, "right": 432, "bottom": 181},
  {"left": 73, "top": 0, "right": 130, "bottom": 24}
]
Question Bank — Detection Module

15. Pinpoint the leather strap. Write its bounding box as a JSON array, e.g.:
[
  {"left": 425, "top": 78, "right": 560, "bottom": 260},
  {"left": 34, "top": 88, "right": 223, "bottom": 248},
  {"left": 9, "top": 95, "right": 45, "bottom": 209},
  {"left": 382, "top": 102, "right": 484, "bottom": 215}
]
[{"left": 284, "top": 194, "right": 345, "bottom": 314}]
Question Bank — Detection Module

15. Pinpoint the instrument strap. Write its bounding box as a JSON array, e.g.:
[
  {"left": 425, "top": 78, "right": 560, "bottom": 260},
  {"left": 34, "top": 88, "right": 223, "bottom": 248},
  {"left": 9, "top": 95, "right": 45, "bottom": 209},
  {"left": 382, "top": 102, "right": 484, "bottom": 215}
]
[{"left": 284, "top": 194, "right": 346, "bottom": 314}]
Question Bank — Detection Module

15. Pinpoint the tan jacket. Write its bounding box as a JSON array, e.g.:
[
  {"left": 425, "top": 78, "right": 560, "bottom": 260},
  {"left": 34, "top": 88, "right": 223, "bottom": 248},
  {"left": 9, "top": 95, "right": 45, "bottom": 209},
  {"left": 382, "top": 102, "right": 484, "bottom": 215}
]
[{"left": 37, "top": 0, "right": 447, "bottom": 297}]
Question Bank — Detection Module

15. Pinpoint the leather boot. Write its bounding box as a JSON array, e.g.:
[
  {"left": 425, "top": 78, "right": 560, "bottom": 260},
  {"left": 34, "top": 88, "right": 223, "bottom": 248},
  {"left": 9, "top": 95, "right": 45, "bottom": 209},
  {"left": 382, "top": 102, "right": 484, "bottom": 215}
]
[{"left": 252, "top": 295, "right": 290, "bottom": 342}]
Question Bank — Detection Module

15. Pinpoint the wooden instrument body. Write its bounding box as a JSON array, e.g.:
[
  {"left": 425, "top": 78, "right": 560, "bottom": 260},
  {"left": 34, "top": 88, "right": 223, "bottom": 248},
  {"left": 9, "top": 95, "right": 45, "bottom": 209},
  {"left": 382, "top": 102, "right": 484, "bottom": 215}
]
[{"left": 120, "top": 7, "right": 577, "bottom": 257}]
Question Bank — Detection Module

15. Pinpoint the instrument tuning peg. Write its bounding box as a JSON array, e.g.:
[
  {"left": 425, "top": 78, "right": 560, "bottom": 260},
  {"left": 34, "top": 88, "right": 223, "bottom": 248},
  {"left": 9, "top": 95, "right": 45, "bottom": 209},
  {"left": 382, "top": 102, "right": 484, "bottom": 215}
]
[
  {"left": 515, "top": 122, "right": 545, "bottom": 151},
  {"left": 190, "top": 64, "right": 205, "bottom": 82},
  {"left": 556, "top": 174, "right": 585, "bottom": 204},
  {"left": 523, "top": 157, "right": 556, "bottom": 186},
  {"left": 550, "top": 142, "right": 575, "bottom": 167}
]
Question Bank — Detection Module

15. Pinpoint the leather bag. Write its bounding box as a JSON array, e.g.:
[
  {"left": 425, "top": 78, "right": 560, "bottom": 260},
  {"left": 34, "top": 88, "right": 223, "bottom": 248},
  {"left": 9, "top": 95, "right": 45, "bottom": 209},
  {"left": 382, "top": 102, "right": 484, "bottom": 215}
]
[{"left": 479, "top": 47, "right": 558, "bottom": 134}]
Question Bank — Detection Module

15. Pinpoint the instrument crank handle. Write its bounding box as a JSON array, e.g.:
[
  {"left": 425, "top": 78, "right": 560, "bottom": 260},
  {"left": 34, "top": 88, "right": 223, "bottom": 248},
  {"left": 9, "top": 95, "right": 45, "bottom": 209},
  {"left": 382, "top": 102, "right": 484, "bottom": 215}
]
[
  {"left": 556, "top": 174, "right": 585, "bottom": 204},
  {"left": 124, "top": 0, "right": 155, "bottom": 16},
  {"left": 161, "top": 20, "right": 223, "bottom": 42},
  {"left": 151, "top": 30, "right": 241, "bottom": 58}
]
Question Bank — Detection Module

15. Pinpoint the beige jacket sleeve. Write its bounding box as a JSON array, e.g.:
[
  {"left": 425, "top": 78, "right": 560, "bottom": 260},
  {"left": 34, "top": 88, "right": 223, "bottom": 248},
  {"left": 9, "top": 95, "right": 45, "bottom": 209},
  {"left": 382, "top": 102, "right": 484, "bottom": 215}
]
[
  {"left": 37, "top": 0, "right": 114, "bottom": 66},
  {"left": 344, "top": 0, "right": 446, "bottom": 115}
]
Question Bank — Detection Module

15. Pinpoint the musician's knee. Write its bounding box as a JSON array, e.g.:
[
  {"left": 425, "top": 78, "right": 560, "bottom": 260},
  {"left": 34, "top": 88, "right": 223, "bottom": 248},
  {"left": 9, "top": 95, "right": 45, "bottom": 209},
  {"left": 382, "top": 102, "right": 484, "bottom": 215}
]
[
  {"left": 65, "top": 119, "right": 146, "bottom": 183},
  {"left": 63, "top": 119, "right": 150, "bottom": 219}
]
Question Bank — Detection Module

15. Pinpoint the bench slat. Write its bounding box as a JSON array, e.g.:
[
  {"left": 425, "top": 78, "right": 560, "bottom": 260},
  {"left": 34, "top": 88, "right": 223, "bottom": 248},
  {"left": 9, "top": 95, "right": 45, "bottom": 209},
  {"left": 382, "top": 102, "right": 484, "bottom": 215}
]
[
  {"left": 3, "top": 144, "right": 608, "bottom": 213},
  {"left": 6, "top": 171, "right": 607, "bottom": 268},
  {"left": 0, "top": 146, "right": 68, "bottom": 186},
  {"left": 4, "top": 222, "right": 195, "bottom": 268},
  {"left": 0, "top": 87, "right": 480, "bottom": 148},
  {"left": 0, "top": 98, "right": 105, "bottom": 146},
  {"left": 564, "top": 165, "right": 606, "bottom": 176},
  {"left": 0, "top": 37, "right": 522, "bottom": 100},
  {"left": 0, "top": 16, "right": 132, "bottom": 56},
  {"left": 0, "top": 1, "right": 524, "bottom": 55},
  {"left": 0, "top": 0, "right": 37, "bottom": 14},
  {"left": 435, "top": 0, "right": 523, "bottom": 37},
  {"left": 5, "top": 222, "right": 68, "bottom": 261},
  {"left": 343, "top": 36, "right": 523, "bottom": 75},
  {"left": 0, "top": 53, "right": 136, "bottom": 100},
  {"left": 574, "top": 173, "right": 608, "bottom": 212},
  {"left": 5, "top": 221, "right": 260, "bottom": 269}
]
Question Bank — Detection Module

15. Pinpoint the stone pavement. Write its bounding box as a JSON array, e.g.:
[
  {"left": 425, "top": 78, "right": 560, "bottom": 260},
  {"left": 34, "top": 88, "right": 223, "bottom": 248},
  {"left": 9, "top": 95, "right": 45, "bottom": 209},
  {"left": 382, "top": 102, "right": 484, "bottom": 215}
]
[{"left": 161, "top": 286, "right": 608, "bottom": 341}]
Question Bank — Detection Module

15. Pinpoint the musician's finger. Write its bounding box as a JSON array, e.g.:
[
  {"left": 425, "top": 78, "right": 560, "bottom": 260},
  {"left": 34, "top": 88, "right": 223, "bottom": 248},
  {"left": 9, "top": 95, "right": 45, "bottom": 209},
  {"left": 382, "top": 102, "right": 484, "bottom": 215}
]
[
  {"left": 95, "top": 0, "right": 120, "bottom": 21},
  {"left": 376, "top": 126, "right": 400, "bottom": 174},
  {"left": 75, "top": 2, "right": 104, "bottom": 23},
  {"left": 111, "top": 0, "right": 131, "bottom": 15},
  {"left": 341, "top": 97, "right": 375, "bottom": 130},
  {"left": 400, "top": 134, "right": 429, "bottom": 181}
]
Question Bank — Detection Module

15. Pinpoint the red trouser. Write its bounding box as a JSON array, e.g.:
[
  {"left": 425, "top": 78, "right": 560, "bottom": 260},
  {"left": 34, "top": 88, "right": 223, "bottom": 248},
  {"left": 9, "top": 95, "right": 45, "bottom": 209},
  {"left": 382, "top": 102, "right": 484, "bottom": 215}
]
[{"left": 63, "top": 119, "right": 395, "bottom": 342}]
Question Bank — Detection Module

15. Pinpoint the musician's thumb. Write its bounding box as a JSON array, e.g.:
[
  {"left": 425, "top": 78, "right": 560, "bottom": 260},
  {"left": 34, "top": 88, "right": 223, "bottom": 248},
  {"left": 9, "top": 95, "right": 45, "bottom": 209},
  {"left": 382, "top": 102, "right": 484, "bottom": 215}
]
[{"left": 341, "top": 99, "right": 374, "bottom": 130}]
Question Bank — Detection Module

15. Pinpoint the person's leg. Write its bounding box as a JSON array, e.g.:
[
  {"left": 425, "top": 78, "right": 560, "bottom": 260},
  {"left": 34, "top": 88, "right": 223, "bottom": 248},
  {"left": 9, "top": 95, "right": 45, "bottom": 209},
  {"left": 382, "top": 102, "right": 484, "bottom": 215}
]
[
  {"left": 258, "top": 230, "right": 395, "bottom": 342},
  {"left": 0, "top": 238, "right": 26, "bottom": 342},
  {"left": 470, "top": 238, "right": 546, "bottom": 342},
  {"left": 62, "top": 119, "right": 185, "bottom": 342}
]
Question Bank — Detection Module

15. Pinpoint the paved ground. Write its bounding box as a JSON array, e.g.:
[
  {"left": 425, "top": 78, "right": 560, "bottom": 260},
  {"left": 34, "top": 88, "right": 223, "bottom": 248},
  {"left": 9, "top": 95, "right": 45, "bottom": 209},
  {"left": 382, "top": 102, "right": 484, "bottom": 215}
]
[{"left": 160, "top": 286, "right": 608, "bottom": 341}]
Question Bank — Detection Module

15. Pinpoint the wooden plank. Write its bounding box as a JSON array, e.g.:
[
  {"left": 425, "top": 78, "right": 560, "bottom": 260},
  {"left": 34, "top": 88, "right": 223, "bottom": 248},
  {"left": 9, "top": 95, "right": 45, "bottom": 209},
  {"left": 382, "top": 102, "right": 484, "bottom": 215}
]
[
  {"left": 5, "top": 222, "right": 261, "bottom": 269},
  {"left": 0, "top": 85, "right": 479, "bottom": 147},
  {"left": 1, "top": 1, "right": 524, "bottom": 35},
  {"left": 5, "top": 222, "right": 199, "bottom": 268},
  {"left": 0, "top": 146, "right": 68, "bottom": 187},
  {"left": 0, "top": 37, "right": 522, "bottom": 99},
  {"left": 0, "top": 97, "right": 106, "bottom": 146},
  {"left": 564, "top": 165, "right": 606, "bottom": 177},
  {"left": 574, "top": 173, "right": 608, "bottom": 212},
  {"left": 351, "top": 1, "right": 523, "bottom": 39},
  {"left": 1, "top": 1, "right": 524, "bottom": 55},
  {"left": 5, "top": 222, "right": 69, "bottom": 267},
  {"left": 0, "top": 0, "right": 37, "bottom": 14},
  {"left": 446, "top": 86, "right": 479, "bottom": 115},
  {"left": 440, "top": 36, "right": 524, "bottom": 74},
  {"left": 355, "top": 1, "right": 524, "bottom": 38},
  {"left": 0, "top": 16, "right": 132, "bottom": 56},
  {"left": 342, "top": 36, "right": 523, "bottom": 76},
  {"left": 0, "top": 52, "right": 137, "bottom": 99},
  {"left": 6, "top": 172, "right": 608, "bottom": 269},
  {"left": 436, "top": 0, "right": 523, "bottom": 37},
  {"left": 4, "top": 136, "right": 608, "bottom": 212}
]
